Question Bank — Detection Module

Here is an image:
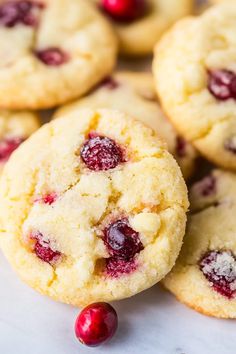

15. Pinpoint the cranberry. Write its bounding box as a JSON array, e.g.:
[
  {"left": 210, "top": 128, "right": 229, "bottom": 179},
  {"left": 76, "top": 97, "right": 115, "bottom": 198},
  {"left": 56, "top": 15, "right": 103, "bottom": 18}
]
[
  {"left": 31, "top": 232, "right": 61, "bottom": 264},
  {"left": 176, "top": 136, "right": 187, "bottom": 158},
  {"left": 199, "top": 251, "right": 236, "bottom": 299},
  {"left": 193, "top": 175, "right": 216, "bottom": 197},
  {"left": 208, "top": 69, "right": 236, "bottom": 100},
  {"left": 0, "top": 1, "right": 43, "bottom": 27},
  {"left": 0, "top": 136, "right": 24, "bottom": 162},
  {"left": 35, "top": 193, "right": 57, "bottom": 205},
  {"left": 80, "top": 134, "right": 124, "bottom": 171},
  {"left": 75, "top": 302, "right": 118, "bottom": 347},
  {"left": 104, "top": 218, "right": 143, "bottom": 260},
  {"left": 35, "top": 48, "right": 69, "bottom": 66},
  {"left": 101, "top": 0, "right": 147, "bottom": 23},
  {"left": 106, "top": 257, "right": 137, "bottom": 277},
  {"left": 224, "top": 136, "right": 236, "bottom": 154},
  {"left": 100, "top": 76, "right": 119, "bottom": 90}
]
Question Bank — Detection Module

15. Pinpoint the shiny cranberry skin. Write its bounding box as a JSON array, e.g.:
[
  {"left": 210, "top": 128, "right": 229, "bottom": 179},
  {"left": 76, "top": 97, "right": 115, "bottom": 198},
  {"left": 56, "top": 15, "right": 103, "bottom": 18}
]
[
  {"left": 0, "top": 1, "right": 43, "bottom": 27},
  {"left": 81, "top": 134, "right": 124, "bottom": 171},
  {"left": 208, "top": 69, "right": 236, "bottom": 100},
  {"left": 104, "top": 218, "right": 143, "bottom": 260},
  {"left": 31, "top": 232, "right": 61, "bottom": 264},
  {"left": 75, "top": 302, "right": 118, "bottom": 347},
  {"left": 101, "top": 0, "right": 147, "bottom": 23},
  {"left": 0, "top": 136, "right": 24, "bottom": 162},
  {"left": 199, "top": 251, "right": 236, "bottom": 299},
  {"left": 35, "top": 48, "right": 69, "bottom": 66}
]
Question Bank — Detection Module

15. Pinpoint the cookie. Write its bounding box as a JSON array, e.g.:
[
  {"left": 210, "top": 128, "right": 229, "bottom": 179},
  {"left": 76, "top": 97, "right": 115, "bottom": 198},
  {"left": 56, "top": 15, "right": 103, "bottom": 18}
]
[
  {"left": 163, "top": 169, "right": 236, "bottom": 318},
  {"left": 55, "top": 72, "right": 198, "bottom": 179},
  {"left": 0, "top": 0, "right": 117, "bottom": 109},
  {"left": 0, "top": 110, "right": 40, "bottom": 173},
  {"left": 92, "top": 0, "right": 193, "bottom": 56},
  {"left": 0, "top": 108, "right": 188, "bottom": 307},
  {"left": 153, "top": 2, "right": 236, "bottom": 171}
]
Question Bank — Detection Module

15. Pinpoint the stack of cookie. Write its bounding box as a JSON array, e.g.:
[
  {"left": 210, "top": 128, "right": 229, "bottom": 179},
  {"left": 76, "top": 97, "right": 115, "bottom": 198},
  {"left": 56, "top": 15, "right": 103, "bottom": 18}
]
[{"left": 0, "top": 0, "right": 235, "bottom": 326}]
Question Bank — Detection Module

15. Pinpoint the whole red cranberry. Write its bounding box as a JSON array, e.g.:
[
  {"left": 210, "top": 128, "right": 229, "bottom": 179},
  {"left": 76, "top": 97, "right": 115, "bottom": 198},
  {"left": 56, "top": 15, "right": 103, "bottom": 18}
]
[
  {"left": 103, "top": 218, "right": 143, "bottom": 261},
  {"left": 0, "top": 136, "right": 24, "bottom": 162},
  {"left": 35, "top": 47, "right": 69, "bottom": 66},
  {"left": 31, "top": 232, "right": 61, "bottom": 264},
  {"left": 80, "top": 134, "right": 124, "bottom": 171},
  {"left": 208, "top": 69, "right": 236, "bottom": 100},
  {"left": 199, "top": 250, "right": 236, "bottom": 299},
  {"left": 75, "top": 302, "right": 118, "bottom": 347},
  {"left": 101, "top": 0, "right": 147, "bottom": 22}
]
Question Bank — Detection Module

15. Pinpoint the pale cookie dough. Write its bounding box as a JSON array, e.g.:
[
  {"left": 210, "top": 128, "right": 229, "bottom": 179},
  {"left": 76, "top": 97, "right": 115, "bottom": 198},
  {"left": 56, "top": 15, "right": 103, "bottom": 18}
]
[
  {"left": 153, "top": 2, "right": 236, "bottom": 171},
  {"left": 0, "top": 110, "right": 40, "bottom": 174},
  {"left": 0, "top": 0, "right": 117, "bottom": 109},
  {"left": 55, "top": 72, "right": 198, "bottom": 179},
  {"left": 0, "top": 108, "right": 188, "bottom": 307},
  {"left": 163, "top": 170, "right": 236, "bottom": 318},
  {"left": 92, "top": 0, "right": 193, "bottom": 56}
]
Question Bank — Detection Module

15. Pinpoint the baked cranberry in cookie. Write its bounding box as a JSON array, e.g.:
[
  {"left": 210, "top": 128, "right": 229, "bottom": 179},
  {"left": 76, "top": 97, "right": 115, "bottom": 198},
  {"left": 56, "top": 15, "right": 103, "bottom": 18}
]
[
  {"left": 0, "top": 110, "right": 40, "bottom": 173},
  {"left": 54, "top": 72, "right": 197, "bottom": 179},
  {"left": 154, "top": 2, "right": 236, "bottom": 171},
  {"left": 0, "top": 0, "right": 117, "bottom": 109},
  {"left": 163, "top": 169, "right": 236, "bottom": 318},
  {"left": 0, "top": 108, "right": 188, "bottom": 306}
]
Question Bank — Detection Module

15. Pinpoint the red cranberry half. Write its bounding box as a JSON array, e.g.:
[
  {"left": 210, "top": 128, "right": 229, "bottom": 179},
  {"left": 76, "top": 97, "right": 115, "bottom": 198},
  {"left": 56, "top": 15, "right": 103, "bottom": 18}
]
[
  {"left": 0, "top": 1, "right": 43, "bottom": 27},
  {"left": 199, "top": 251, "right": 236, "bottom": 299},
  {"left": 75, "top": 302, "right": 118, "bottom": 347},
  {"left": 81, "top": 134, "right": 124, "bottom": 171},
  {"left": 103, "top": 218, "right": 144, "bottom": 260},
  {"left": 35, "top": 47, "right": 69, "bottom": 66},
  {"left": 0, "top": 136, "right": 24, "bottom": 162},
  {"left": 208, "top": 69, "right": 236, "bottom": 100},
  {"left": 31, "top": 232, "right": 61, "bottom": 264},
  {"left": 101, "top": 0, "right": 147, "bottom": 23}
]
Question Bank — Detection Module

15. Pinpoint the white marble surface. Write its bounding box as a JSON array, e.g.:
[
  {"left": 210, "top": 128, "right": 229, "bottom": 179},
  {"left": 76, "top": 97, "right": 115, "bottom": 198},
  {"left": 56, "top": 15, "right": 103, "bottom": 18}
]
[{"left": 0, "top": 253, "right": 235, "bottom": 354}]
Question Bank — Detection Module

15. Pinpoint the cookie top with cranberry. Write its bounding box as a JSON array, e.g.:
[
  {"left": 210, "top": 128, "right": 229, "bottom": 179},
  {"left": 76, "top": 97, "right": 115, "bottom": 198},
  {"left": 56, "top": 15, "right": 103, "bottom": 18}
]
[
  {"left": 92, "top": 0, "right": 193, "bottom": 56},
  {"left": 54, "top": 72, "right": 198, "bottom": 179},
  {"left": 163, "top": 169, "right": 236, "bottom": 318},
  {"left": 153, "top": 2, "right": 236, "bottom": 171},
  {"left": 0, "top": 0, "right": 117, "bottom": 109},
  {"left": 0, "top": 109, "right": 40, "bottom": 173},
  {"left": 0, "top": 108, "right": 188, "bottom": 306}
]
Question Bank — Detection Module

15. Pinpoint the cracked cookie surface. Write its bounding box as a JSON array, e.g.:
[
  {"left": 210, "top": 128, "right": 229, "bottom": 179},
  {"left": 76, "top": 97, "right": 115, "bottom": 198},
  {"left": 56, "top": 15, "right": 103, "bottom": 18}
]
[
  {"left": 0, "top": 0, "right": 117, "bottom": 109},
  {"left": 0, "top": 109, "right": 40, "bottom": 174},
  {"left": 91, "top": 0, "right": 193, "bottom": 56},
  {"left": 54, "top": 72, "right": 197, "bottom": 180},
  {"left": 163, "top": 169, "right": 236, "bottom": 318},
  {"left": 0, "top": 108, "right": 188, "bottom": 306},
  {"left": 153, "top": 2, "right": 236, "bottom": 170}
]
